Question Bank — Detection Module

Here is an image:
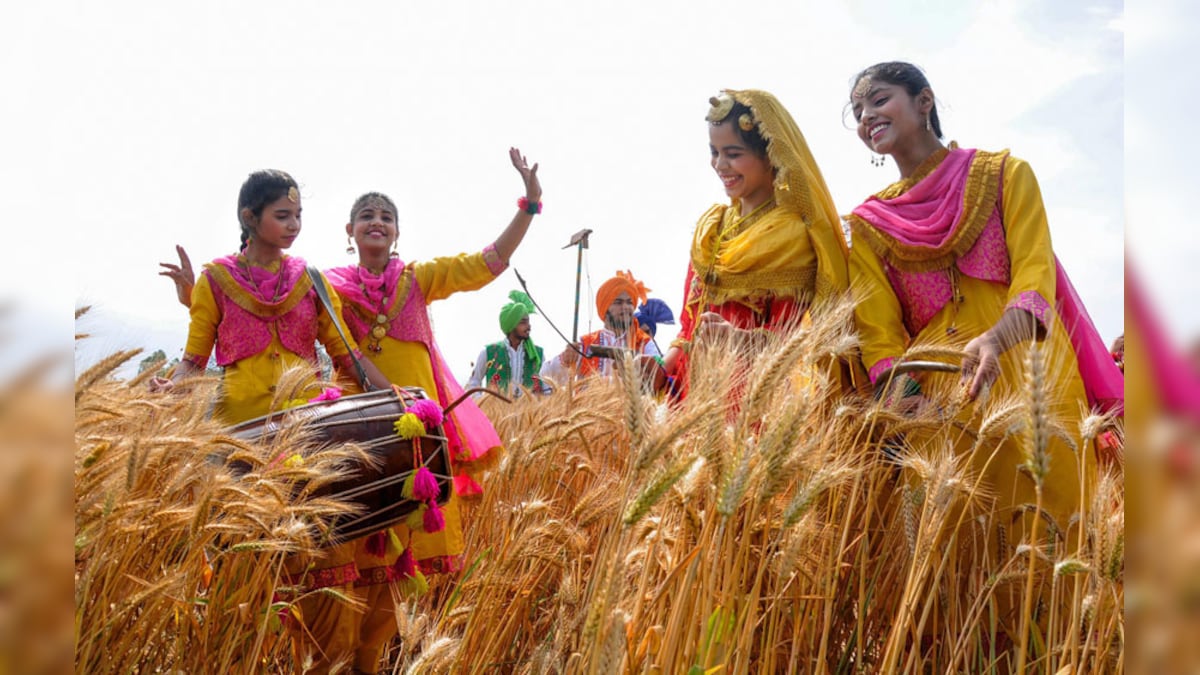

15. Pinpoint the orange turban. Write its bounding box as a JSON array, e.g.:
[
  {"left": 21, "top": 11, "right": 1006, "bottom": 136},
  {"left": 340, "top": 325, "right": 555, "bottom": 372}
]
[{"left": 595, "top": 270, "right": 649, "bottom": 319}]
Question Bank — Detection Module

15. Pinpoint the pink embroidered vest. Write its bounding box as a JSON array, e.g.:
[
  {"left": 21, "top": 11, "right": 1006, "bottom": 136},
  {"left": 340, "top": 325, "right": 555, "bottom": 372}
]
[{"left": 206, "top": 269, "right": 320, "bottom": 366}]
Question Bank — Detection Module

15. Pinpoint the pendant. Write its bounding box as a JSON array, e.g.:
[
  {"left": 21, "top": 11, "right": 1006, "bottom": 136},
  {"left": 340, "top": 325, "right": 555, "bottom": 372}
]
[
  {"left": 375, "top": 314, "right": 388, "bottom": 325},
  {"left": 946, "top": 326, "right": 957, "bottom": 336},
  {"left": 371, "top": 325, "right": 387, "bottom": 340}
]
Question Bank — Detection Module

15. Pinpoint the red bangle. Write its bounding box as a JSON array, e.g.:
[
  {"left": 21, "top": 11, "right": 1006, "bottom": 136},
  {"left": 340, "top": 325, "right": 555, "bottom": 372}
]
[{"left": 517, "top": 196, "right": 542, "bottom": 215}]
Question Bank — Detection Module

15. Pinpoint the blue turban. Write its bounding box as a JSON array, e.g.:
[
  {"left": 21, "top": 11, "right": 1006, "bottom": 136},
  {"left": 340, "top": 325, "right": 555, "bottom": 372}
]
[{"left": 634, "top": 298, "right": 675, "bottom": 338}]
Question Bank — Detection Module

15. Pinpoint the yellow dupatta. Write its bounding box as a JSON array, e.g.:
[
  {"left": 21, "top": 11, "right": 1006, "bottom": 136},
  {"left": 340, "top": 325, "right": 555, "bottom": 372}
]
[{"left": 690, "top": 89, "right": 849, "bottom": 309}]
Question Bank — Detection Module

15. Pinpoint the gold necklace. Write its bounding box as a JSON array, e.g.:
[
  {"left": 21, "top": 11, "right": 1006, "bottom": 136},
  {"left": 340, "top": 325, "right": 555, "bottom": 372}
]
[{"left": 358, "top": 265, "right": 392, "bottom": 353}]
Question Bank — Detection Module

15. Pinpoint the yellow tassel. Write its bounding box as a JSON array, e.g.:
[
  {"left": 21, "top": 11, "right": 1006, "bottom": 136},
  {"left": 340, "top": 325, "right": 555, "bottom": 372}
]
[{"left": 393, "top": 412, "right": 426, "bottom": 439}]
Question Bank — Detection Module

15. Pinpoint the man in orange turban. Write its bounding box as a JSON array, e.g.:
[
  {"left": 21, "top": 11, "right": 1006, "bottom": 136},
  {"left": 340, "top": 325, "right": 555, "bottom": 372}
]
[{"left": 540, "top": 270, "right": 660, "bottom": 382}]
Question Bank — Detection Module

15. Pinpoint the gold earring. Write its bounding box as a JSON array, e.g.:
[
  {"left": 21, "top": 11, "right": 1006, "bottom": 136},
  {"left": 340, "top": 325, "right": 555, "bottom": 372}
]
[
  {"left": 346, "top": 236, "right": 355, "bottom": 255},
  {"left": 926, "top": 116, "right": 932, "bottom": 132}
]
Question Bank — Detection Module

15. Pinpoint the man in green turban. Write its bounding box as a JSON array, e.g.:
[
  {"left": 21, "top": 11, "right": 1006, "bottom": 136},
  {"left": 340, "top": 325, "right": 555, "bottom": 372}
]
[{"left": 467, "top": 290, "right": 550, "bottom": 397}]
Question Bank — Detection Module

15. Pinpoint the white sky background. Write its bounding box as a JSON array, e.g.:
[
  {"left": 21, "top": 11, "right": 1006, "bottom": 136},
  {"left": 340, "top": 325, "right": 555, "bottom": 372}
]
[{"left": 3, "top": 0, "right": 1156, "bottom": 384}]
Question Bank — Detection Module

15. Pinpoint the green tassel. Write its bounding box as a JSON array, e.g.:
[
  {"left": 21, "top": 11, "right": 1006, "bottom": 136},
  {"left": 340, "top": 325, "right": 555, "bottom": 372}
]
[
  {"left": 387, "top": 528, "right": 406, "bottom": 557},
  {"left": 401, "top": 473, "right": 416, "bottom": 500},
  {"left": 400, "top": 569, "right": 429, "bottom": 597},
  {"left": 405, "top": 503, "right": 426, "bottom": 530}
]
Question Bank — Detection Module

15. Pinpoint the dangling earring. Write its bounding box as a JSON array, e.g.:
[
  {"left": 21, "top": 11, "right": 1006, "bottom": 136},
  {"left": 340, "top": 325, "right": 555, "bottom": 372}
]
[
  {"left": 345, "top": 236, "right": 356, "bottom": 255},
  {"left": 870, "top": 153, "right": 886, "bottom": 167},
  {"left": 925, "top": 116, "right": 932, "bottom": 132},
  {"left": 389, "top": 239, "right": 399, "bottom": 259}
]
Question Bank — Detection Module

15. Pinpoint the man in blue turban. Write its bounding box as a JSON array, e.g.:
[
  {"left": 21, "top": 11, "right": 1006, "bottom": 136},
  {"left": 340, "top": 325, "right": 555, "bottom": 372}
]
[{"left": 468, "top": 290, "right": 550, "bottom": 397}]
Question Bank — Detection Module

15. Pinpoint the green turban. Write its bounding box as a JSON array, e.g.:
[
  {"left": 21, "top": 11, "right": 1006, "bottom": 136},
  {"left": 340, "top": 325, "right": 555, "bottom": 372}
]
[{"left": 499, "top": 290, "right": 536, "bottom": 335}]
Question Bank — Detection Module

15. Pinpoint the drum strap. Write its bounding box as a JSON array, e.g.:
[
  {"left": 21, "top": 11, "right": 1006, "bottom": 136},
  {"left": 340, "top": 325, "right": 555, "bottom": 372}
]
[{"left": 307, "top": 266, "right": 376, "bottom": 392}]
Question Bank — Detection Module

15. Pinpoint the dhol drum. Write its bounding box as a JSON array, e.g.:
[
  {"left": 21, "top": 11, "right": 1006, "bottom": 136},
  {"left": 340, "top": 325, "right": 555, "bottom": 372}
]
[{"left": 224, "top": 387, "right": 452, "bottom": 544}]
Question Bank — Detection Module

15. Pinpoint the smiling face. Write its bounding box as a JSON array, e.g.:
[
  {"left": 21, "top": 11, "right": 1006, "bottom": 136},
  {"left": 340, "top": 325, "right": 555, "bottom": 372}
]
[
  {"left": 851, "top": 77, "right": 932, "bottom": 157},
  {"left": 709, "top": 120, "right": 775, "bottom": 211},
  {"left": 347, "top": 197, "right": 398, "bottom": 256},
  {"left": 246, "top": 195, "right": 302, "bottom": 249}
]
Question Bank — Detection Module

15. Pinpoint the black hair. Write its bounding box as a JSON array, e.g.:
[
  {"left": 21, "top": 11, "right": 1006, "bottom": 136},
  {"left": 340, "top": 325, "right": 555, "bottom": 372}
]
[
  {"left": 850, "top": 61, "right": 943, "bottom": 139},
  {"left": 709, "top": 100, "right": 770, "bottom": 158},
  {"left": 237, "top": 169, "right": 298, "bottom": 249},
  {"left": 349, "top": 192, "right": 399, "bottom": 223}
]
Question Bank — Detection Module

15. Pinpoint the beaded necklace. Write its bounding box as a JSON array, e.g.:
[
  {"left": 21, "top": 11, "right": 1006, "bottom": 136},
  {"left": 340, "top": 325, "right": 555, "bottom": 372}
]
[{"left": 237, "top": 254, "right": 288, "bottom": 303}]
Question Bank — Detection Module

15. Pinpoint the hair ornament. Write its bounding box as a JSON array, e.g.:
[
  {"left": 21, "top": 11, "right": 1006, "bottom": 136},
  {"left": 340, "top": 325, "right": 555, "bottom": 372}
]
[
  {"left": 287, "top": 186, "right": 300, "bottom": 203},
  {"left": 852, "top": 77, "right": 872, "bottom": 101},
  {"left": 738, "top": 113, "right": 755, "bottom": 132},
  {"left": 705, "top": 92, "right": 735, "bottom": 124}
]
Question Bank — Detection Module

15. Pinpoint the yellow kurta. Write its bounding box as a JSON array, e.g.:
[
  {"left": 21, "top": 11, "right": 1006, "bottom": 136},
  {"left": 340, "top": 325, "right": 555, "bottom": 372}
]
[
  {"left": 184, "top": 265, "right": 352, "bottom": 425},
  {"left": 851, "top": 155, "right": 1094, "bottom": 633},
  {"left": 297, "top": 251, "right": 499, "bottom": 673}
]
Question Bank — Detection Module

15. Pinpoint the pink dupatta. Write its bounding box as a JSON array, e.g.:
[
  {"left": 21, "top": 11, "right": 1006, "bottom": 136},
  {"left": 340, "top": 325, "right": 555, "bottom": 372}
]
[{"left": 853, "top": 148, "right": 1124, "bottom": 415}]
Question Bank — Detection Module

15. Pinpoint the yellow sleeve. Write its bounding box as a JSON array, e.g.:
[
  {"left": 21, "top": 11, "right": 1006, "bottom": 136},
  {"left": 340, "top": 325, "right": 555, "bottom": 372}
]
[
  {"left": 183, "top": 273, "right": 219, "bottom": 366},
  {"left": 315, "top": 273, "right": 355, "bottom": 358},
  {"left": 849, "top": 232, "right": 909, "bottom": 381},
  {"left": 1001, "top": 156, "right": 1056, "bottom": 330},
  {"left": 412, "top": 245, "right": 505, "bottom": 304}
]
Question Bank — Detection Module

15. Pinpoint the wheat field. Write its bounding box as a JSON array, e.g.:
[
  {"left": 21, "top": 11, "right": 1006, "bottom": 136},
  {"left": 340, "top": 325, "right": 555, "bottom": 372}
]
[{"left": 75, "top": 302, "right": 1123, "bottom": 674}]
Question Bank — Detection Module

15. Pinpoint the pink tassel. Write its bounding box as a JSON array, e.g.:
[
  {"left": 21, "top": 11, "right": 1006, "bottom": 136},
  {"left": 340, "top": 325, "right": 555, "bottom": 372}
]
[
  {"left": 393, "top": 547, "right": 416, "bottom": 578},
  {"left": 408, "top": 399, "right": 444, "bottom": 428},
  {"left": 423, "top": 500, "right": 445, "bottom": 533},
  {"left": 412, "top": 466, "right": 441, "bottom": 502},
  {"left": 364, "top": 531, "right": 388, "bottom": 558}
]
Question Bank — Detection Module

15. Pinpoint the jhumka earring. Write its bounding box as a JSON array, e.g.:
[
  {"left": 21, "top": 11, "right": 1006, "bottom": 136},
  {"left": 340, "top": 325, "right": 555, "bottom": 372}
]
[
  {"left": 870, "top": 154, "right": 886, "bottom": 167},
  {"left": 389, "top": 239, "right": 399, "bottom": 258},
  {"left": 926, "top": 116, "right": 932, "bottom": 132},
  {"left": 346, "top": 236, "right": 356, "bottom": 255}
]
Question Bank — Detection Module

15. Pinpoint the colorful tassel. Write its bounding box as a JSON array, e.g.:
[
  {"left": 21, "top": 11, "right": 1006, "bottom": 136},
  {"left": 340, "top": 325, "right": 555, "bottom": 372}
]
[
  {"left": 387, "top": 528, "right": 406, "bottom": 557},
  {"left": 308, "top": 386, "right": 343, "bottom": 403},
  {"left": 282, "top": 454, "right": 305, "bottom": 469},
  {"left": 408, "top": 399, "right": 444, "bottom": 427},
  {"left": 394, "top": 547, "right": 416, "bottom": 578},
  {"left": 423, "top": 500, "right": 445, "bottom": 532},
  {"left": 364, "top": 531, "right": 388, "bottom": 558},
  {"left": 399, "top": 569, "right": 429, "bottom": 597},
  {"left": 412, "top": 466, "right": 441, "bottom": 502},
  {"left": 282, "top": 398, "right": 309, "bottom": 410},
  {"left": 393, "top": 412, "right": 426, "bottom": 439},
  {"left": 401, "top": 472, "right": 417, "bottom": 500},
  {"left": 405, "top": 505, "right": 425, "bottom": 531}
]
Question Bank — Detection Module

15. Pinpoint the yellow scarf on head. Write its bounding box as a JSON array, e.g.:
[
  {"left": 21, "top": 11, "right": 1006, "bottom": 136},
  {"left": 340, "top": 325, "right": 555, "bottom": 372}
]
[{"left": 690, "top": 89, "right": 849, "bottom": 309}]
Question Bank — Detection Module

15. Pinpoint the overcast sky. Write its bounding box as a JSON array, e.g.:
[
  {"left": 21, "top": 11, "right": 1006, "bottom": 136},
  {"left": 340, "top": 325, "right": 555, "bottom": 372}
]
[{"left": 8, "top": 0, "right": 1189, "bottom": 384}]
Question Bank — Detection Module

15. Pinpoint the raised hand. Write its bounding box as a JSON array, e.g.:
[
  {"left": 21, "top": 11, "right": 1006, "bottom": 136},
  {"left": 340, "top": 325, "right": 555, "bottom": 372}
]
[
  {"left": 159, "top": 245, "right": 195, "bottom": 308},
  {"left": 510, "top": 147, "right": 541, "bottom": 203}
]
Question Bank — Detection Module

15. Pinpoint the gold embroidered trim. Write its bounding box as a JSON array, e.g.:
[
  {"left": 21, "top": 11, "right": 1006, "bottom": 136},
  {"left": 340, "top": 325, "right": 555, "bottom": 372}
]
[
  {"left": 849, "top": 147, "right": 1009, "bottom": 273},
  {"left": 205, "top": 262, "right": 314, "bottom": 318}
]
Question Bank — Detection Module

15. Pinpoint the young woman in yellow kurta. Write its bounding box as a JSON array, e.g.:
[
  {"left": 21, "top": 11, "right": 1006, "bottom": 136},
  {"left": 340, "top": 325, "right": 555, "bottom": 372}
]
[
  {"left": 150, "top": 169, "right": 388, "bottom": 423},
  {"left": 302, "top": 147, "right": 542, "bottom": 674},
  {"left": 660, "top": 89, "right": 850, "bottom": 399},
  {"left": 847, "top": 62, "right": 1124, "bottom": 639}
]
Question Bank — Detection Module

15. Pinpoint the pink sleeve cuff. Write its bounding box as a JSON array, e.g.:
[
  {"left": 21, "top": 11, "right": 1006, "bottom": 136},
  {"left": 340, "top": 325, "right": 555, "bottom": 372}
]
[
  {"left": 1007, "top": 290, "right": 1052, "bottom": 331},
  {"left": 868, "top": 356, "right": 899, "bottom": 385},
  {"left": 482, "top": 243, "right": 508, "bottom": 276}
]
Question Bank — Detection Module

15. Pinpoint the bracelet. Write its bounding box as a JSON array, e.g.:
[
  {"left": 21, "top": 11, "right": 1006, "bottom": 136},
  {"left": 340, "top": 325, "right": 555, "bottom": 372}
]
[{"left": 517, "top": 196, "right": 543, "bottom": 215}]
